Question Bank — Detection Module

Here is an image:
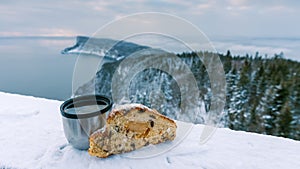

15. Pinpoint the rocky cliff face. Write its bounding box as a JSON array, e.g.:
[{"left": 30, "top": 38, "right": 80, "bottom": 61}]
[{"left": 62, "top": 36, "right": 209, "bottom": 124}]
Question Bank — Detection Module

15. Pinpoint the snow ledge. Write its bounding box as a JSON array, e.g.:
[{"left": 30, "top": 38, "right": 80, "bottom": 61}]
[{"left": 0, "top": 92, "right": 299, "bottom": 169}]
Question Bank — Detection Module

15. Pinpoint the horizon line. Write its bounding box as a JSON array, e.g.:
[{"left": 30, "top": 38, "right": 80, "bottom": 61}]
[{"left": 0, "top": 35, "right": 300, "bottom": 41}]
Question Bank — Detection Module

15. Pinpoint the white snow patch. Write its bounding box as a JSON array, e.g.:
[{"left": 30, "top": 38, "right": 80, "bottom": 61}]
[{"left": 0, "top": 92, "right": 299, "bottom": 169}]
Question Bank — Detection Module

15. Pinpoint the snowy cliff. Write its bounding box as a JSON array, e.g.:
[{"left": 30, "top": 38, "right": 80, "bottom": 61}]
[{"left": 62, "top": 37, "right": 214, "bottom": 124}]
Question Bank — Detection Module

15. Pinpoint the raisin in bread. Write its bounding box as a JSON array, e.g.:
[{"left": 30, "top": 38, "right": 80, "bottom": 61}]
[{"left": 88, "top": 104, "right": 177, "bottom": 158}]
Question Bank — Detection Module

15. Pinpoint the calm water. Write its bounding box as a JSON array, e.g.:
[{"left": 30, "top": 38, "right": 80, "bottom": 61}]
[
  {"left": 0, "top": 37, "right": 77, "bottom": 101},
  {"left": 212, "top": 36, "right": 300, "bottom": 61}
]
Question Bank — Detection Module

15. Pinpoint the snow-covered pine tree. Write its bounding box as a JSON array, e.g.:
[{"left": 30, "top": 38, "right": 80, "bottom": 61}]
[{"left": 290, "top": 76, "right": 300, "bottom": 140}]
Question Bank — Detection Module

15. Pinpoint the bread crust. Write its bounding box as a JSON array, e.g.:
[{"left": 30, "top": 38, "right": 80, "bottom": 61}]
[{"left": 88, "top": 104, "right": 177, "bottom": 158}]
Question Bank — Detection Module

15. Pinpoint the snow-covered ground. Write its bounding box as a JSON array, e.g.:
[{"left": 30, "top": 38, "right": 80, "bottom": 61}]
[{"left": 0, "top": 92, "right": 299, "bottom": 169}]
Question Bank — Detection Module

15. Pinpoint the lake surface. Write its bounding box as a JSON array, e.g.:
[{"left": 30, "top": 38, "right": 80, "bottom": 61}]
[
  {"left": 0, "top": 37, "right": 77, "bottom": 101},
  {"left": 0, "top": 36, "right": 299, "bottom": 101}
]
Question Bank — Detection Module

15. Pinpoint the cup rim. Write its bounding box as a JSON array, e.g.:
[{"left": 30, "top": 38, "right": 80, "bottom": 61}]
[{"left": 60, "top": 95, "right": 112, "bottom": 119}]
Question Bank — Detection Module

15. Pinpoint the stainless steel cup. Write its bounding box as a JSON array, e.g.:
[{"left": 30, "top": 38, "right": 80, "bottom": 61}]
[{"left": 60, "top": 95, "right": 112, "bottom": 150}]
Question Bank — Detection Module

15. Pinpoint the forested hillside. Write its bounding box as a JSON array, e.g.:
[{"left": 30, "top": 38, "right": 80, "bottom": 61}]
[{"left": 178, "top": 51, "right": 300, "bottom": 140}]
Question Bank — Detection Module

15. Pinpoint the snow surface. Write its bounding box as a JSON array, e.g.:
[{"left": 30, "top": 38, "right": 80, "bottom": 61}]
[{"left": 0, "top": 92, "right": 299, "bottom": 169}]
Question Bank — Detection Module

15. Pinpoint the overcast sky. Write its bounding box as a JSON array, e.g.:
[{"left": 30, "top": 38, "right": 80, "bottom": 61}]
[{"left": 1, "top": 0, "right": 300, "bottom": 39}]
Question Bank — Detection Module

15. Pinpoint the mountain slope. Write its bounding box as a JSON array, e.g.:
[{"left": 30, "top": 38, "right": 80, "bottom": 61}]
[{"left": 0, "top": 92, "right": 299, "bottom": 169}]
